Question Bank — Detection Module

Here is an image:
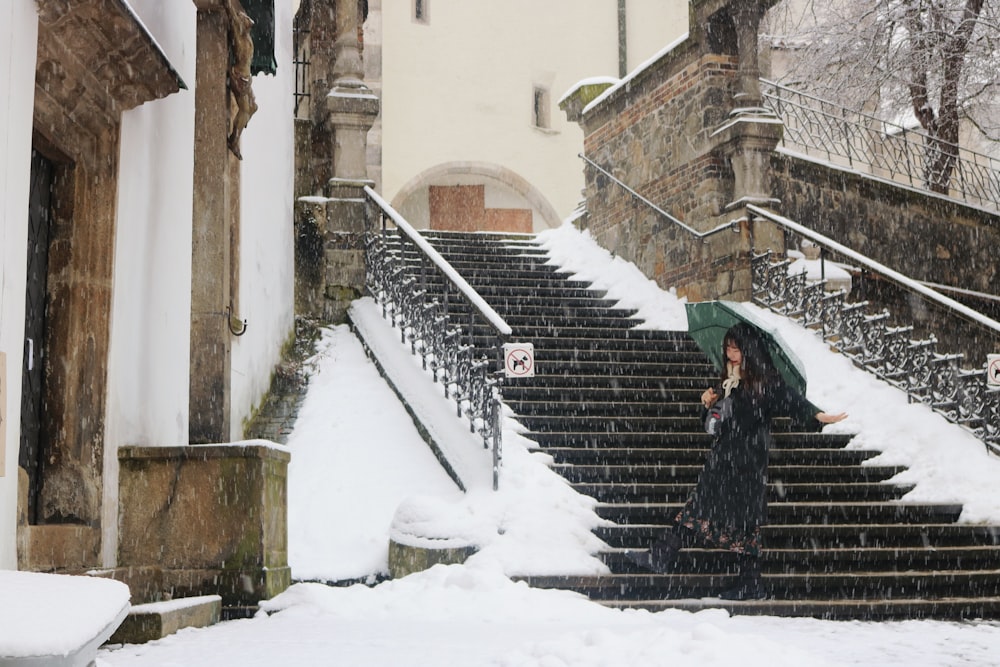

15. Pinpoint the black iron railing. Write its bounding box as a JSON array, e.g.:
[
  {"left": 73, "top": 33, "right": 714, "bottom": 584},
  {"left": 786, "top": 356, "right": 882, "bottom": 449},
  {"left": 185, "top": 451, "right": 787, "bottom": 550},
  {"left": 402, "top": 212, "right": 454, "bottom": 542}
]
[
  {"left": 363, "top": 186, "right": 509, "bottom": 490},
  {"left": 748, "top": 205, "right": 1000, "bottom": 455},
  {"left": 292, "top": 25, "right": 310, "bottom": 117},
  {"left": 761, "top": 79, "right": 1000, "bottom": 211}
]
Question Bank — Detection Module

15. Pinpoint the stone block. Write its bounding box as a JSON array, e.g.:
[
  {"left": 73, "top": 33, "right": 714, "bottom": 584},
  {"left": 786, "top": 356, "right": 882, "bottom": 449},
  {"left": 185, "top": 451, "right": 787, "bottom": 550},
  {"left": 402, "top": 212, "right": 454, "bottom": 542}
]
[
  {"left": 109, "top": 595, "right": 222, "bottom": 645},
  {"left": 18, "top": 525, "right": 101, "bottom": 572},
  {"left": 118, "top": 443, "right": 290, "bottom": 610},
  {"left": 388, "top": 539, "right": 477, "bottom": 579}
]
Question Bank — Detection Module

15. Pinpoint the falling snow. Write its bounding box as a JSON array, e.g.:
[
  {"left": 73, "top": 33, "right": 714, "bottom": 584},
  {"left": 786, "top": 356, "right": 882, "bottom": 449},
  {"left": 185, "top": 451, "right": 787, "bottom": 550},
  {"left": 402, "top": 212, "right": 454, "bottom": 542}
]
[{"left": 87, "top": 221, "right": 1000, "bottom": 665}]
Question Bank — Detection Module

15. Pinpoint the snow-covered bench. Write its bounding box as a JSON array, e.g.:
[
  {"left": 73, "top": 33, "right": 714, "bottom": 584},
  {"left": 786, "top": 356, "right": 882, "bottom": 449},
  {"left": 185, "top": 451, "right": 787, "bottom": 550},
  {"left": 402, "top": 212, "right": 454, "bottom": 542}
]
[{"left": 0, "top": 571, "right": 129, "bottom": 667}]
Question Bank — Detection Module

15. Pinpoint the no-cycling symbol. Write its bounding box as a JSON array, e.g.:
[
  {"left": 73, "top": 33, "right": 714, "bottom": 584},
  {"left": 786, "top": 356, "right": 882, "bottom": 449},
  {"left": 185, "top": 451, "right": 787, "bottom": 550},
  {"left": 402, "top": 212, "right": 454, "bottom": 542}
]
[
  {"left": 503, "top": 343, "right": 535, "bottom": 378},
  {"left": 988, "top": 354, "right": 1000, "bottom": 388}
]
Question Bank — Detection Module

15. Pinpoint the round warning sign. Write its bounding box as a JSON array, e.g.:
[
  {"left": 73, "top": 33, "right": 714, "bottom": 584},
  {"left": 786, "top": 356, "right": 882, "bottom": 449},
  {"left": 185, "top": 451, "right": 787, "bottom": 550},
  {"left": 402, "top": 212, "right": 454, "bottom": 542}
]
[
  {"left": 988, "top": 354, "right": 1000, "bottom": 387},
  {"left": 503, "top": 343, "right": 535, "bottom": 378}
]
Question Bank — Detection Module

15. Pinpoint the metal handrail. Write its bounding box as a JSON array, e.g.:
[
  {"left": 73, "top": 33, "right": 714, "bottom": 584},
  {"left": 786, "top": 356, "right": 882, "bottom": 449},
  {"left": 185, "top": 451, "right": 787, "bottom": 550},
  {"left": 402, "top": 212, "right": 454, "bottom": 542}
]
[
  {"left": 747, "top": 205, "right": 1000, "bottom": 336},
  {"left": 760, "top": 78, "right": 1000, "bottom": 211},
  {"left": 363, "top": 186, "right": 507, "bottom": 490},
  {"left": 580, "top": 154, "right": 739, "bottom": 239},
  {"left": 747, "top": 204, "right": 1000, "bottom": 454},
  {"left": 364, "top": 186, "right": 512, "bottom": 336}
]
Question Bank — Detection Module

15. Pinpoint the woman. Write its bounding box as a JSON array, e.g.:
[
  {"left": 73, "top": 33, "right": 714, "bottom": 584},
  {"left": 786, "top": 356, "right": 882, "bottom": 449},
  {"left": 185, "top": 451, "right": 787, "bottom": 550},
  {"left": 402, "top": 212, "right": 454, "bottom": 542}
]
[{"left": 628, "top": 322, "right": 847, "bottom": 600}]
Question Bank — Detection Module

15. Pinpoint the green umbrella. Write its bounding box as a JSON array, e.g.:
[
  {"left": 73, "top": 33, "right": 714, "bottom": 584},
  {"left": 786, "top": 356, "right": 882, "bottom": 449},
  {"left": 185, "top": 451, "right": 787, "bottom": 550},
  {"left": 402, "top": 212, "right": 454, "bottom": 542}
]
[{"left": 684, "top": 300, "right": 807, "bottom": 393}]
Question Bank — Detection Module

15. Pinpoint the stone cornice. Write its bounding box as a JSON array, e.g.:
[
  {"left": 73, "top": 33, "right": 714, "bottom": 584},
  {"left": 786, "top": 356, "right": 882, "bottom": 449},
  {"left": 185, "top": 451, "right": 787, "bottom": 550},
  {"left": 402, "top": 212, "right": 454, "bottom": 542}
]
[{"left": 36, "top": 0, "right": 185, "bottom": 127}]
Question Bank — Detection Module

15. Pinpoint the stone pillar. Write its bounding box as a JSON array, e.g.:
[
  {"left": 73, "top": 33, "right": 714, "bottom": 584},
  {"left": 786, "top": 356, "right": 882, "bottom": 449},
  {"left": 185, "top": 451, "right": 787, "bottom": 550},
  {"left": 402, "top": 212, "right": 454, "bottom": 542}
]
[
  {"left": 320, "top": 0, "right": 379, "bottom": 322},
  {"left": 730, "top": 0, "right": 768, "bottom": 109},
  {"left": 306, "top": 0, "right": 339, "bottom": 195},
  {"left": 190, "top": 1, "right": 235, "bottom": 443},
  {"left": 708, "top": 0, "right": 785, "bottom": 261}
]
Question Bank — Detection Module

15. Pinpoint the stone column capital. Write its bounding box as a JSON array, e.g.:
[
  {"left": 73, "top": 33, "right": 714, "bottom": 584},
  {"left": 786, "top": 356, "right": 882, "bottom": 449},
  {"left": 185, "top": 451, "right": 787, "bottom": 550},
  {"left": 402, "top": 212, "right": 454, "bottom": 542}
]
[{"left": 711, "top": 109, "right": 784, "bottom": 210}]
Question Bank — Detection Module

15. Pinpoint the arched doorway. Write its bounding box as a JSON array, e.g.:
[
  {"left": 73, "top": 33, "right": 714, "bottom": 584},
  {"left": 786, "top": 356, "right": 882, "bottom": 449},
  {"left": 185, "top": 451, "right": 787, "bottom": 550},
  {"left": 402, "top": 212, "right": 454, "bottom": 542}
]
[{"left": 391, "top": 162, "right": 563, "bottom": 232}]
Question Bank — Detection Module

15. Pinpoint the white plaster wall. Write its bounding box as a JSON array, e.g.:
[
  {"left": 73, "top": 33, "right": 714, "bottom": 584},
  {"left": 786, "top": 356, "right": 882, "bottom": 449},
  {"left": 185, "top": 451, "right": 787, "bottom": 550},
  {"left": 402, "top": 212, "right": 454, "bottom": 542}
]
[
  {"left": 105, "top": 0, "right": 197, "bottom": 567},
  {"left": 110, "top": 1, "right": 197, "bottom": 450},
  {"left": 0, "top": 0, "right": 39, "bottom": 570},
  {"left": 381, "top": 1, "right": 688, "bottom": 228},
  {"left": 627, "top": 0, "right": 689, "bottom": 71},
  {"left": 230, "top": 0, "right": 297, "bottom": 438}
]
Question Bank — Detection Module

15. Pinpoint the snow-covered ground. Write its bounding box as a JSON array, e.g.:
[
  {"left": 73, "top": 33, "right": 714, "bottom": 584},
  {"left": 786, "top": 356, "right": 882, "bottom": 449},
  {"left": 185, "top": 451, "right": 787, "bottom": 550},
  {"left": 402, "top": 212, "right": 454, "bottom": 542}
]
[{"left": 91, "top": 221, "right": 1000, "bottom": 665}]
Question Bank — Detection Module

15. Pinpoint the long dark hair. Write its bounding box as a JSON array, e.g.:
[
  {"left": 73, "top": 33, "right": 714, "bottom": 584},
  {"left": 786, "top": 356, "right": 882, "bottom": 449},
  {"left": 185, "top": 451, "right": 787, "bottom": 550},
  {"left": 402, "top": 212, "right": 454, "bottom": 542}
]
[{"left": 720, "top": 323, "right": 781, "bottom": 394}]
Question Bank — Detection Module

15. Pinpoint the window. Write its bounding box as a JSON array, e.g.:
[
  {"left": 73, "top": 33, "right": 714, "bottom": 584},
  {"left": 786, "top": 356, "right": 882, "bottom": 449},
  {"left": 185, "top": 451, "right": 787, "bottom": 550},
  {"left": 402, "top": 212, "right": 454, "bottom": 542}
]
[
  {"left": 532, "top": 86, "right": 551, "bottom": 130},
  {"left": 414, "top": 0, "right": 428, "bottom": 24}
]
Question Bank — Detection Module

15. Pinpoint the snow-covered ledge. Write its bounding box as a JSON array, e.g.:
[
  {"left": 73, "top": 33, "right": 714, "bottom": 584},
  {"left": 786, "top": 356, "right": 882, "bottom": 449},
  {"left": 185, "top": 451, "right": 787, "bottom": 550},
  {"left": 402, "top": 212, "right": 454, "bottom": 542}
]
[{"left": 0, "top": 571, "right": 129, "bottom": 666}]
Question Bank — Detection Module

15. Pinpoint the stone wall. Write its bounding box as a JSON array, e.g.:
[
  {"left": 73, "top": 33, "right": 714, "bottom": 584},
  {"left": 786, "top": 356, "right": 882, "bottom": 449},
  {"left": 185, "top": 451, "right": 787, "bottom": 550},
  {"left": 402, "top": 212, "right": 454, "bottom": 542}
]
[
  {"left": 768, "top": 152, "right": 1000, "bottom": 361},
  {"left": 771, "top": 153, "right": 1000, "bottom": 295},
  {"left": 568, "top": 0, "right": 787, "bottom": 304},
  {"left": 576, "top": 47, "right": 760, "bottom": 303}
]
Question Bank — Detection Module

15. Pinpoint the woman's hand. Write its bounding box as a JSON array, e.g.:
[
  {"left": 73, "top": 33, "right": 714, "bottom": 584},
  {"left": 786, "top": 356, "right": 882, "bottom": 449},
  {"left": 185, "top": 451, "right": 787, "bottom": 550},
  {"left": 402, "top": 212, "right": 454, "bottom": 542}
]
[
  {"left": 701, "top": 387, "right": 719, "bottom": 408},
  {"left": 816, "top": 411, "right": 848, "bottom": 424}
]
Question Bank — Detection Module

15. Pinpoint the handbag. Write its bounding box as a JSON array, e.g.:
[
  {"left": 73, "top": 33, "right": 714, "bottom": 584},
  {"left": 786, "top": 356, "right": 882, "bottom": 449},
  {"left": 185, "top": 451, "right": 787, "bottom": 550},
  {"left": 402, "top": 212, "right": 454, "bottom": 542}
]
[{"left": 704, "top": 395, "right": 732, "bottom": 436}]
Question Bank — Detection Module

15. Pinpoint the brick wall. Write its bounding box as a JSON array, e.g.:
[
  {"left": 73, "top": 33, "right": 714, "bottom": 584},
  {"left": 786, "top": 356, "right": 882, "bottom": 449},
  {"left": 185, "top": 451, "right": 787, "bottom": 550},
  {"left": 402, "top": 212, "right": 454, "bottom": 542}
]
[{"left": 577, "top": 48, "right": 750, "bottom": 301}]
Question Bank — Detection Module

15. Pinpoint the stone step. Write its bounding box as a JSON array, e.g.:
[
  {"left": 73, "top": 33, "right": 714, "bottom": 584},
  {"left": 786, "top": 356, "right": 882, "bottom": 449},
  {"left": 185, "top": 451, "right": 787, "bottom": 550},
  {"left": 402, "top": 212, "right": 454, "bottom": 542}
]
[
  {"left": 447, "top": 310, "right": 644, "bottom": 327},
  {"left": 554, "top": 463, "right": 907, "bottom": 484},
  {"left": 598, "top": 545, "right": 1000, "bottom": 573},
  {"left": 441, "top": 314, "right": 645, "bottom": 332},
  {"left": 514, "top": 570, "right": 1000, "bottom": 604},
  {"left": 595, "top": 501, "right": 964, "bottom": 525},
  {"left": 405, "top": 256, "right": 563, "bottom": 272},
  {"left": 574, "top": 480, "right": 913, "bottom": 503},
  {"left": 526, "top": 430, "right": 856, "bottom": 449},
  {"left": 597, "top": 522, "right": 1000, "bottom": 549},
  {"left": 596, "top": 596, "right": 1000, "bottom": 621},
  {"left": 506, "top": 325, "right": 698, "bottom": 341},
  {"left": 428, "top": 241, "right": 548, "bottom": 254},
  {"left": 502, "top": 374, "right": 717, "bottom": 391},
  {"left": 514, "top": 332, "right": 701, "bottom": 350},
  {"left": 512, "top": 363, "right": 717, "bottom": 379},
  {"left": 410, "top": 229, "right": 539, "bottom": 243},
  {"left": 400, "top": 264, "right": 578, "bottom": 281},
  {"left": 535, "top": 446, "right": 879, "bottom": 467},
  {"left": 505, "top": 347, "right": 710, "bottom": 364},
  {"left": 503, "top": 386, "right": 712, "bottom": 405},
  {"left": 425, "top": 275, "right": 599, "bottom": 291},
  {"left": 516, "top": 413, "right": 813, "bottom": 432},
  {"left": 510, "top": 400, "right": 703, "bottom": 418},
  {"left": 109, "top": 595, "right": 222, "bottom": 645}
]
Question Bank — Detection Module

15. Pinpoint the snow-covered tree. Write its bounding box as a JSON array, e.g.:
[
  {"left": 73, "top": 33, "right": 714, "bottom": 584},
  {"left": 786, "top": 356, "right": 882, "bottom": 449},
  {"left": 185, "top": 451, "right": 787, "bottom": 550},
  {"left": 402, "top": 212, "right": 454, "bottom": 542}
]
[{"left": 764, "top": 0, "right": 1000, "bottom": 193}]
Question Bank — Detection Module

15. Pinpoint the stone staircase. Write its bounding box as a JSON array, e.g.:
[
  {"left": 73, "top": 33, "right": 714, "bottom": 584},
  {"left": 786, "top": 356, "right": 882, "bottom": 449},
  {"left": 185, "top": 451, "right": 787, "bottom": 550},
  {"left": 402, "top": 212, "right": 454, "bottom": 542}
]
[{"left": 400, "top": 229, "right": 1000, "bottom": 620}]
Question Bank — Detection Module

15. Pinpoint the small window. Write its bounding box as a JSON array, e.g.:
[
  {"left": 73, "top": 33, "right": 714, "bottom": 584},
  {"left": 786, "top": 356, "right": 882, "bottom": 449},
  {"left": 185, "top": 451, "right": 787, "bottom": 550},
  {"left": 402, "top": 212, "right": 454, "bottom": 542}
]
[
  {"left": 532, "top": 86, "right": 551, "bottom": 129},
  {"left": 414, "top": 0, "right": 429, "bottom": 24}
]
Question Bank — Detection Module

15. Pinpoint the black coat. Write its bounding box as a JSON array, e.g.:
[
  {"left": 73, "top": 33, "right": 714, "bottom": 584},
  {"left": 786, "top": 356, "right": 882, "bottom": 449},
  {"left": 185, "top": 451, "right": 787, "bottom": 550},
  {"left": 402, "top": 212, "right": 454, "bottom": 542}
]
[{"left": 675, "top": 381, "right": 821, "bottom": 556}]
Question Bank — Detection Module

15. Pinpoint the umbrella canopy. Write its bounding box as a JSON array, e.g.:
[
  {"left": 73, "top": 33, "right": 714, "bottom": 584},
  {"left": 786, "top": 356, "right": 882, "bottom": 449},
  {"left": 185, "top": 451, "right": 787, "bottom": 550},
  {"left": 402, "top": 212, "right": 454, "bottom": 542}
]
[{"left": 684, "top": 300, "right": 807, "bottom": 393}]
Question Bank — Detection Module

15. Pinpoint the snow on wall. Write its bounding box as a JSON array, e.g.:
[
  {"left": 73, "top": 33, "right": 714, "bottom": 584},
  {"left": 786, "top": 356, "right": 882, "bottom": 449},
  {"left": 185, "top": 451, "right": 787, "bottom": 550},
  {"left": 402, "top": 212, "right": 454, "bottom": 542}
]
[{"left": 0, "top": 0, "right": 39, "bottom": 571}]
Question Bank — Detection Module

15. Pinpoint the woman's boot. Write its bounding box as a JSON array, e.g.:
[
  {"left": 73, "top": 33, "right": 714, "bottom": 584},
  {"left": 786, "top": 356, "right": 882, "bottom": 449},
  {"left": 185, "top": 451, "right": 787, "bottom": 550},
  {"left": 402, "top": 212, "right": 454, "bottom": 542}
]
[
  {"left": 625, "top": 529, "right": 683, "bottom": 573},
  {"left": 719, "top": 554, "right": 766, "bottom": 600}
]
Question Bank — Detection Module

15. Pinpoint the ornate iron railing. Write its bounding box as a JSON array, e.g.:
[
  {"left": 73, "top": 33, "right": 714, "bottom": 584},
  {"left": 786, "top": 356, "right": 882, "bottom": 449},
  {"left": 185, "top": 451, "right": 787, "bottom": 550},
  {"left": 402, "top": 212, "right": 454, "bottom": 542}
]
[
  {"left": 748, "top": 205, "right": 1000, "bottom": 455},
  {"left": 760, "top": 79, "right": 1000, "bottom": 212},
  {"left": 363, "top": 186, "right": 509, "bottom": 490}
]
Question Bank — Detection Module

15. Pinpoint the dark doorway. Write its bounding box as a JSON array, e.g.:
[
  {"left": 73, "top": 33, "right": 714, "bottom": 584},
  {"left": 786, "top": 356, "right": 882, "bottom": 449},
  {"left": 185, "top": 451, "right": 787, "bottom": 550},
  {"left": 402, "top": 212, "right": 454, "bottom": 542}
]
[{"left": 20, "top": 148, "right": 53, "bottom": 524}]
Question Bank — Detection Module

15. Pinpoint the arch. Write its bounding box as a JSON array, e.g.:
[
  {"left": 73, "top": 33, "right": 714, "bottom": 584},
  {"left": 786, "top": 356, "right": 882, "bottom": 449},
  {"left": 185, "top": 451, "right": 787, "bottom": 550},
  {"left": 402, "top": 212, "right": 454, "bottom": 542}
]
[{"left": 391, "top": 161, "right": 563, "bottom": 232}]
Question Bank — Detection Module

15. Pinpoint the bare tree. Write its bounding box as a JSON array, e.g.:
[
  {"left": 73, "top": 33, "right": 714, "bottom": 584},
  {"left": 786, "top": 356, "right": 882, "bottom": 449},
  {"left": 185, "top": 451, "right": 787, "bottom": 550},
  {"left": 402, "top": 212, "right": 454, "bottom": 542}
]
[{"left": 764, "top": 0, "right": 999, "bottom": 192}]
